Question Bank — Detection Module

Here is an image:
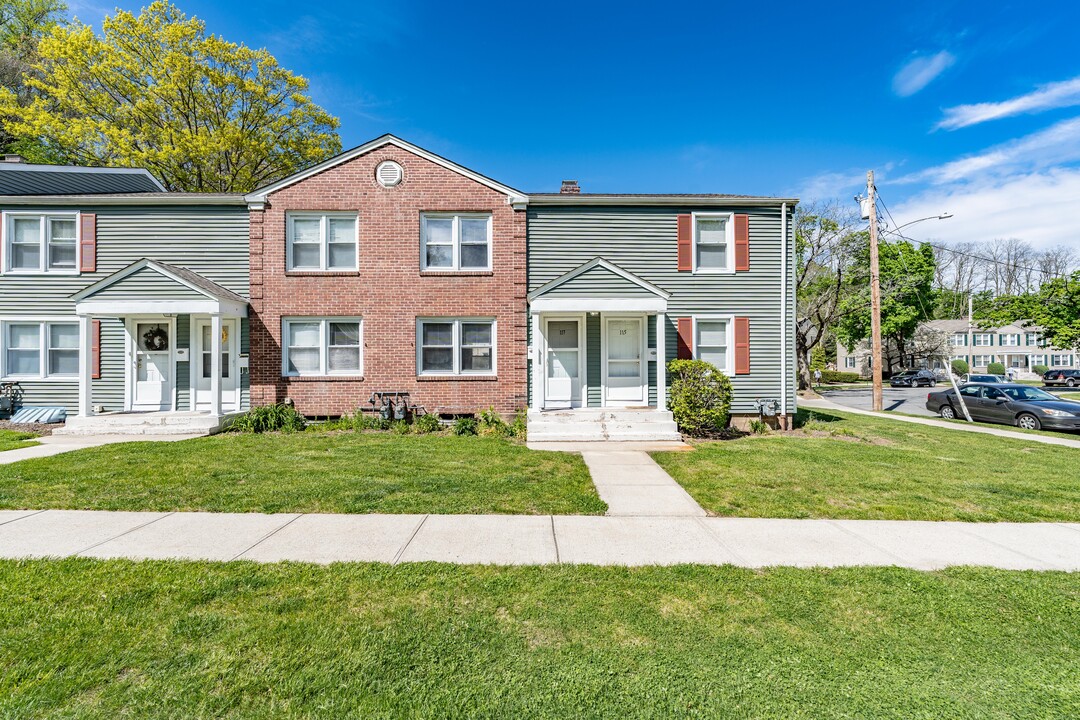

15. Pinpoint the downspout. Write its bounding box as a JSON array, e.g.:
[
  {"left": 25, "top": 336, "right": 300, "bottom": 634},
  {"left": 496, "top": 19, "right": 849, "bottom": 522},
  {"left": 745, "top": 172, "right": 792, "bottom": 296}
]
[{"left": 780, "top": 202, "right": 789, "bottom": 426}]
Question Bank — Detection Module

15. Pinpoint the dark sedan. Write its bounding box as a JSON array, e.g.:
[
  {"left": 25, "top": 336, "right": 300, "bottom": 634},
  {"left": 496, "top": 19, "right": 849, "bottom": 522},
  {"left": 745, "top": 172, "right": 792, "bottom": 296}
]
[
  {"left": 889, "top": 369, "right": 938, "bottom": 388},
  {"left": 926, "top": 383, "right": 1080, "bottom": 431}
]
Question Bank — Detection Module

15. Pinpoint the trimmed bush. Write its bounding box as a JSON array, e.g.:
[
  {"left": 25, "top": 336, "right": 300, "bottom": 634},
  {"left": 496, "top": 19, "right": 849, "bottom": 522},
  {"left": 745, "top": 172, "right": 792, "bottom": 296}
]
[
  {"left": 987, "top": 362, "right": 1006, "bottom": 376},
  {"left": 666, "top": 359, "right": 732, "bottom": 436},
  {"left": 1034, "top": 364, "right": 1049, "bottom": 375},
  {"left": 229, "top": 403, "right": 306, "bottom": 433},
  {"left": 951, "top": 359, "right": 969, "bottom": 375},
  {"left": 452, "top": 417, "right": 478, "bottom": 436},
  {"left": 820, "top": 370, "right": 862, "bottom": 384}
]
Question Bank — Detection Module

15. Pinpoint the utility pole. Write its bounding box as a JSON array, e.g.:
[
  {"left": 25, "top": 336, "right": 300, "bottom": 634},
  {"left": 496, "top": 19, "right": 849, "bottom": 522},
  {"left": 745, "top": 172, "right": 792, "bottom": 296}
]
[{"left": 867, "top": 170, "right": 883, "bottom": 412}]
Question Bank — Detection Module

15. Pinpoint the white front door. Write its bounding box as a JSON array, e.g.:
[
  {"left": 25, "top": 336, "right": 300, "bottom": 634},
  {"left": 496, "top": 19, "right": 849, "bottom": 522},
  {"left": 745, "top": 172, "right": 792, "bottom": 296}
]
[
  {"left": 604, "top": 317, "right": 645, "bottom": 405},
  {"left": 130, "top": 319, "right": 173, "bottom": 411},
  {"left": 194, "top": 318, "right": 238, "bottom": 411},
  {"left": 544, "top": 317, "right": 582, "bottom": 408}
]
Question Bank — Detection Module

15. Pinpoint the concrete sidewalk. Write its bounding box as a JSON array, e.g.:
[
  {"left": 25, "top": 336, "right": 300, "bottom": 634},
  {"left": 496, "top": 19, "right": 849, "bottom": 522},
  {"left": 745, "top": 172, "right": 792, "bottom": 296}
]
[
  {"left": 0, "top": 509, "right": 1076, "bottom": 570},
  {"left": 0, "top": 433, "right": 202, "bottom": 465},
  {"left": 800, "top": 397, "right": 1080, "bottom": 450}
]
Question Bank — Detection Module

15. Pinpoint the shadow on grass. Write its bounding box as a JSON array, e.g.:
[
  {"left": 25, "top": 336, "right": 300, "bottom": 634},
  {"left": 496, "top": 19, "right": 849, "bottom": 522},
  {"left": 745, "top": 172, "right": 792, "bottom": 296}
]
[{"left": 794, "top": 408, "right": 845, "bottom": 427}]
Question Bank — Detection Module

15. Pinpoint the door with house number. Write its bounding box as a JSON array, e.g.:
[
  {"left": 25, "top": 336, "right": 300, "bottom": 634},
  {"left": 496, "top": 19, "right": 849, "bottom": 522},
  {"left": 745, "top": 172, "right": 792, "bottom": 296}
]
[
  {"left": 131, "top": 320, "right": 172, "bottom": 411},
  {"left": 604, "top": 317, "right": 644, "bottom": 404},
  {"left": 544, "top": 318, "right": 581, "bottom": 407}
]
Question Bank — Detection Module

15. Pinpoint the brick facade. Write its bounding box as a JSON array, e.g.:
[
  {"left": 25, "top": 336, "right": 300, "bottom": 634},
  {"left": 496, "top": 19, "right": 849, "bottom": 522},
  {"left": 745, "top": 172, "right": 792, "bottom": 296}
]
[{"left": 248, "top": 145, "right": 527, "bottom": 417}]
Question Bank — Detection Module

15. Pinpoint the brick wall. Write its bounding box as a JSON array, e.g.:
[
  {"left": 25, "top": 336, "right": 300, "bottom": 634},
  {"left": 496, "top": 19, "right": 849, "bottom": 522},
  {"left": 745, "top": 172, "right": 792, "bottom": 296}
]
[{"left": 248, "top": 145, "right": 527, "bottom": 416}]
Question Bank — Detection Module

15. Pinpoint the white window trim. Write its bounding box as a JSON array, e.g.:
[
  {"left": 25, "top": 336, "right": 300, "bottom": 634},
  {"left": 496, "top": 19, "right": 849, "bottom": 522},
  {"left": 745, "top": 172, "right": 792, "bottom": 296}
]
[
  {"left": 844, "top": 356, "right": 857, "bottom": 369},
  {"left": 420, "top": 213, "right": 493, "bottom": 272},
  {"left": 281, "top": 317, "right": 363, "bottom": 377},
  {"left": 999, "top": 334, "right": 1020, "bottom": 346},
  {"left": 416, "top": 317, "right": 497, "bottom": 376},
  {"left": 691, "top": 315, "right": 735, "bottom": 373},
  {"left": 0, "top": 317, "right": 80, "bottom": 381},
  {"left": 691, "top": 212, "right": 735, "bottom": 275},
  {"left": 1051, "top": 354, "right": 1074, "bottom": 367},
  {"left": 1, "top": 211, "right": 81, "bottom": 276},
  {"left": 973, "top": 334, "right": 992, "bottom": 347},
  {"left": 951, "top": 333, "right": 966, "bottom": 346},
  {"left": 285, "top": 212, "right": 359, "bottom": 272}
]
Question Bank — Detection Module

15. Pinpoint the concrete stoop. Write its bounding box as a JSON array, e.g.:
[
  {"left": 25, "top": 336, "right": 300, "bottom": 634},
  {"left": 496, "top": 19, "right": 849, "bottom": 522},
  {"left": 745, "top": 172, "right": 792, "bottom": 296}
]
[
  {"left": 527, "top": 408, "right": 682, "bottom": 442},
  {"left": 54, "top": 411, "right": 233, "bottom": 437}
]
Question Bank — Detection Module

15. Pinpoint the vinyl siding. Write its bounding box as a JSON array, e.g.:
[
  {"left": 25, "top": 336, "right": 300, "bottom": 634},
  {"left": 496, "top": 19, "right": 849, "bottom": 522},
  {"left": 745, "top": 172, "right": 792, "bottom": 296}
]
[
  {"left": 0, "top": 204, "right": 249, "bottom": 412},
  {"left": 527, "top": 205, "right": 795, "bottom": 415},
  {"left": 85, "top": 266, "right": 208, "bottom": 302},
  {"left": 543, "top": 265, "right": 659, "bottom": 298}
]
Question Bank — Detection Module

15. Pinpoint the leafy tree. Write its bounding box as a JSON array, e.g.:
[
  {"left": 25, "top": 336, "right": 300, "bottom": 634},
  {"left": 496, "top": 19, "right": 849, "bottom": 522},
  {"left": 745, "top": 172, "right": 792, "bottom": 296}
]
[
  {"left": 0, "top": 0, "right": 66, "bottom": 155},
  {"left": 835, "top": 240, "right": 937, "bottom": 371},
  {"left": 0, "top": 1, "right": 340, "bottom": 191},
  {"left": 978, "top": 271, "right": 1080, "bottom": 351}
]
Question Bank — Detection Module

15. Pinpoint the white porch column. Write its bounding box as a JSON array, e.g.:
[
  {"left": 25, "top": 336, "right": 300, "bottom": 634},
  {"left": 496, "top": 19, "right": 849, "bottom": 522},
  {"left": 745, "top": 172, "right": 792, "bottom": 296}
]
[
  {"left": 656, "top": 312, "right": 666, "bottom": 409},
  {"left": 78, "top": 314, "right": 93, "bottom": 417},
  {"left": 530, "top": 312, "right": 542, "bottom": 410},
  {"left": 210, "top": 313, "right": 223, "bottom": 417}
]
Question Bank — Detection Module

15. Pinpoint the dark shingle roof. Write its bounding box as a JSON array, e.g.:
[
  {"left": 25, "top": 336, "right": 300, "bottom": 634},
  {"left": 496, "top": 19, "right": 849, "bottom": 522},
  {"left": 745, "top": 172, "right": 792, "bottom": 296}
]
[{"left": 0, "top": 163, "right": 165, "bottom": 195}]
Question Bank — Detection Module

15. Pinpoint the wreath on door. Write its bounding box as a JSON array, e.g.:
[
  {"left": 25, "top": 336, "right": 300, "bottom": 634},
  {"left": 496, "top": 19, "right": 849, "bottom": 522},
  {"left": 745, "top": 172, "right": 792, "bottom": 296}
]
[{"left": 142, "top": 326, "right": 169, "bottom": 351}]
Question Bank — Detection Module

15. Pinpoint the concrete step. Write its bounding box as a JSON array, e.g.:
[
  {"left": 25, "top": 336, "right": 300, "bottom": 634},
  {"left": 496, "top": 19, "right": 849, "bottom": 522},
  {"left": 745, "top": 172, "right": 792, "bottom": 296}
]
[
  {"left": 527, "top": 409, "right": 682, "bottom": 442},
  {"left": 55, "top": 413, "right": 223, "bottom": 437}
]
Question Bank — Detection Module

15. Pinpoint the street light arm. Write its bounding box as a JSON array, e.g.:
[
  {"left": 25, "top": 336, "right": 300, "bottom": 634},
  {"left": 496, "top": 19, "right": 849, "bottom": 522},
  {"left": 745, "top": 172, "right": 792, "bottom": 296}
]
[{"left": 891, "top": 213, "right": 953, "bottom": 233}]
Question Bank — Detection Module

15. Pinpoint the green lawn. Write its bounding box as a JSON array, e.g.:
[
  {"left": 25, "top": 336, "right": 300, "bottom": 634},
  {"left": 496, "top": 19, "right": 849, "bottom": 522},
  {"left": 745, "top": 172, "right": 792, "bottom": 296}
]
[
  {"left": 0, "top": 559, "right": 1076, "bottom": 719},
  {"left": 0, "top": 429, "right": 37, "bottom": 453},
  {"left": 0, "top": 432, "right": 604, "bottom": 515},
  {"left": 654, "top": 408, "right": 1080, "bottom": 522}
]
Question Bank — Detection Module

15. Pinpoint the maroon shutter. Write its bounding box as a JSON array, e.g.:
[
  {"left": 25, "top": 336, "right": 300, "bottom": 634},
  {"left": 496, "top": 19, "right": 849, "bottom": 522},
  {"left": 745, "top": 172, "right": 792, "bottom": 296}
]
[
  {"left": 734, "top": 214, "right": 749, "bottom": 271},
  {"left": 677, "top": 317, "right": 693, "bottom": 359},
  {"left": 79, "top": 213, "right": 96, "bottom": 273},
  {"left": 734, "top": 317, "right": 750, "bottom": 374},
  {"left": 91, "top": 319, "right": 101, "bottom": 379},
  {"left": 677, "top": 214, "right": 692, "bottom": 271}
]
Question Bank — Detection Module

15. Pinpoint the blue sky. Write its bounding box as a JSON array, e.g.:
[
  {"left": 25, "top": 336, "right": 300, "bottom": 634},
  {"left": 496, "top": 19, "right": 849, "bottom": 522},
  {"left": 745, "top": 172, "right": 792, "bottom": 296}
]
[{"left": 69, "top": 0, "right": 1080, "bottom": 248}]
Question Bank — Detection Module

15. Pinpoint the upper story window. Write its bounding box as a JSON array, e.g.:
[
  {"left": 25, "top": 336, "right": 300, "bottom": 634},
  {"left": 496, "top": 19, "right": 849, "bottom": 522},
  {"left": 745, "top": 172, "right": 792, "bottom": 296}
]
[
  {"left": 950, "top": 333, "right": 966, "bottom": 346},
  {"left": 973, "top": 333, "right": 992, "bottom": 347},
  {"left": 693, "top": 213, "right": 734, "bottom": 273},
  {"left": 844, "top": 356, "right": 857, "bottom": 369},
  {"left": 420, "top": 213, "right": 491, "bottom": 271},
  {"left": 287, "top": 213, "right": 357, "bottom": 271},
  {"left": 2, "top": 320, "right": 78, "bottom": 379},
  {"left": 3, "top": 213, "right": 78, "bottom": 274},
  {"left": 1025, "top": 332, "right": 1041, "bottom": 346},
  {"left": 999, "top": 333, "right": 1020, "bottom": 346}
]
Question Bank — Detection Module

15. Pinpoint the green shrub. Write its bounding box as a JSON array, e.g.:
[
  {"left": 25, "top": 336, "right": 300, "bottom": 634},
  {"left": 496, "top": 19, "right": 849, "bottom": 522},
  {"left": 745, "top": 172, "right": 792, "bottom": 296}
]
[
  {"left": 1034, "top": 364, "right": 1049, "bottom": 375},
  {"left": 229, "top": 403, "right": 306, "bottom": 433},
  {"left": 987, "top": 362, "right": 1006, "bottom": 376},
  {"left": 951, "top": 359, "right": 969, "bottom": 375},
  {"left": 390, "top": 420, "right": 411, "bottom": 435},
  {"left": 666, "top": 359, "right": 732, "bottom": 436},
  {"left": 413, "top": 413, "right": 442, "bottom": 434},
  {"left": 749, "top": 419, "right": 770, "bottom": 435},
  {"left": 819, "top": 370, "right": 862, "bottom": 384},
  {"left": 509, "top": 409, "right": 528, "bottom": 439},
  {"left": 452, "top": 416, "right": 478, "bottom": 436},
  {"left": 478, "top": 406, "right": 511, "bottom": 437}
]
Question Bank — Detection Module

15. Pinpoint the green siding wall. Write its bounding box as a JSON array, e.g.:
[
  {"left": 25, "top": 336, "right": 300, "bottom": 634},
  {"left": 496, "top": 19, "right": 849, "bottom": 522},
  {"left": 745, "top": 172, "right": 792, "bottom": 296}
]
[
  {"left": 586, "top": 314, "right": 601, "bottom": 407},
  {"left": 543, "top": 265, "right": 659, "bottom": 298}
]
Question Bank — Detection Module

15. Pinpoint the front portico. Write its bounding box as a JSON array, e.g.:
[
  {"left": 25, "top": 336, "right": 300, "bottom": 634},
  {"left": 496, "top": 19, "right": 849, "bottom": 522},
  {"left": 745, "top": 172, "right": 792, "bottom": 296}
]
[{"left": 63, "top": 259, "right": 248, "bottom": 433}]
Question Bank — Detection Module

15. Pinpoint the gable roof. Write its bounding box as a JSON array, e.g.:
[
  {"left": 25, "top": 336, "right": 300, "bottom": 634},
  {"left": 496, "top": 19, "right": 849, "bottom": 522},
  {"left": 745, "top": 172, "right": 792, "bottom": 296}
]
[
  {"left": 0, "top": 162, "right": 166, "bottom": 195},
  {"left": 244, "top": 134, "right": 527, "bottom": 206},
  {"left": 528, "top": 257, "right": 671, "bottom": 301},
  {"left": 71, "top": 258, "right": 248, "bottom": 305}
]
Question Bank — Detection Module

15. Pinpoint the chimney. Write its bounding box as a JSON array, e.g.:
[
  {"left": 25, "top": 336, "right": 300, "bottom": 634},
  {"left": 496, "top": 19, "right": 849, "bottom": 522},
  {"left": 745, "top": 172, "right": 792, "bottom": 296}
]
[
  {"left": 3, "top": 154, "right": 26, "bottom": 164},
  {"left": 560, "top": 179, "right": 580, "bottom": 194}
]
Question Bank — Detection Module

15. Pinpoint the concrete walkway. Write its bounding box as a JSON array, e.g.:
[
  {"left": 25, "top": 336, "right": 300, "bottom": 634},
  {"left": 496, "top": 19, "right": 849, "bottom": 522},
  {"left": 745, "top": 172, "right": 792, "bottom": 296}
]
[
  {"left": 0, "top": 509, "right": 1076, "bottom": 570},
  {"left": 581, "top": 449, "right": 705, "bottom": 517},
  {"left": 0, "top": 433, "right": 202, "bottom": 465},
  {"left": 800, "top": 397, "right": 1080, "bottom": 450}
]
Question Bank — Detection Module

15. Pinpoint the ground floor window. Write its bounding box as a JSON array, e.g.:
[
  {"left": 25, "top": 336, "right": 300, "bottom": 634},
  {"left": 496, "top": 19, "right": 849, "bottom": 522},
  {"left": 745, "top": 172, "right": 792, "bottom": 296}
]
[
  {"left": 282, "top": 318, "right": 362, "bottom": 376},
  {"left": 1031, "top": 354, "right": 1047, "bottom": 367},
  {"left": 844, "top": 356, "right": 857, "bottom": 369},
  {"left": 693, "top": 317, "right": 732, "bottom": 371},
  {"left": 1, "top": 320, "right": 78, "bottom": 379},
  {"left": 417, "top": 318, "right": 495, "bottom": 375},
  {"left": 1051, "top": 354, "right": 1073, "bottom": 367},
  {"left": 973, "top": 355, "right": 994, "bottom": 367}
]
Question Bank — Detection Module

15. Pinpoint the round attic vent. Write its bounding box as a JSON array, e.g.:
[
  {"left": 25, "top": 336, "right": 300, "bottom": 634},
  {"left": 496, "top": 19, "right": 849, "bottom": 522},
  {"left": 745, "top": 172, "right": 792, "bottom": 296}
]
[{"left": 376, "top": 160, "right": 403, "bottom": 187}]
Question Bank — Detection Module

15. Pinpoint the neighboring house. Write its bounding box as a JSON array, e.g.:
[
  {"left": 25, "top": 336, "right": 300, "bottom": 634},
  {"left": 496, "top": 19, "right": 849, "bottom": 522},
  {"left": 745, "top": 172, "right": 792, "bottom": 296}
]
[
  {"left": 2, "top": 136, "right": 798, "bottom": 436},
  {"left": 0, "top": 157, "right": 251, "bottom": 433},
  {"left": 837, "top": 319, "right": 1079, "bottom": 378}
]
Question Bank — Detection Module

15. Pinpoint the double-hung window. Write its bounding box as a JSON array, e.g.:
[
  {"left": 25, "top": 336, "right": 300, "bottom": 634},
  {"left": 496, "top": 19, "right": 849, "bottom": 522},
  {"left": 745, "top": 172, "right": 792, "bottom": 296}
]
[
  {"left": 973, "top": 354, "right": 993, "bottom": 367},
  {"left": 693, "top": 213, "right": 734, "bottom": 273},
  {"left": 973, "top": 334, "right": 992, "bottom": 347},
  {"left": 1051, "top": 354, "right": 1074, "bottom": 367},
  {"left": 1025, "top": 332, "right": 1041, "bottom": 347},
  {"left": 282, "top": 318, "right": 362, "bottom": 376},
  {"left": 2, "top": 321, "right": 79, "bottom": 378},
  {"left": 3, "top": 213, "right": 78, "bottom": 274},
  {"left": 951, "top": 333, "right": 966, "bottom": 347},
  {"left": 420, "top": 214, "right": 491, "bottom": 271},
  {"left": 287, "top": 213, "right": 358, "bottom": 271},
  {"left": 999, "top": 333, "right": 1020, "bottom": 346},
  {"left": 844, "top": 356, "right": 857, "bottom": 369},
  {"left": 417, "top": 319, "right": 495, "bottom": 375},
  {"left": 693, "top": 317, "right": 733, "bottom": 371}
]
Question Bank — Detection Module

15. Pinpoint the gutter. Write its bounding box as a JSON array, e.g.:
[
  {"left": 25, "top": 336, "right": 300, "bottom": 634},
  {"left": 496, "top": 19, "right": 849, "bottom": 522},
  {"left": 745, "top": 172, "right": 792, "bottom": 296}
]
[
  {"left": 527, "top": 195, "right": 800, "bottom": 207},
  {"left": 0, "top": 194, "right": 247, "bottom": 206}
]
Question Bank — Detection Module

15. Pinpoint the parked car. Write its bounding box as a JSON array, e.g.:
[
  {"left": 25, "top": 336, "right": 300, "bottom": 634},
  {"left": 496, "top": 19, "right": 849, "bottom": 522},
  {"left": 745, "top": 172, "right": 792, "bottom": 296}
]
[
  {"left": 1044, "top": 369, "right": 1080, "bottom": 387},
  {"left": 926, "top": 383, "right": 1080, "bottom": 431},
  {"left": 889, "top": 369, "right": 938, "bottom": 387},
  {"left": 960, "top": 373, "right": 1004, "bottom": 385}
]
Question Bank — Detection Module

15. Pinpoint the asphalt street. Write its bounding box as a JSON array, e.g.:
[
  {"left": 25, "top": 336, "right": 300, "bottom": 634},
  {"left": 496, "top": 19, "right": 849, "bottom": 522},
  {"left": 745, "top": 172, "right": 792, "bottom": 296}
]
[{"left": 821, "top": 384, "right": 1080, "bottom": 418}]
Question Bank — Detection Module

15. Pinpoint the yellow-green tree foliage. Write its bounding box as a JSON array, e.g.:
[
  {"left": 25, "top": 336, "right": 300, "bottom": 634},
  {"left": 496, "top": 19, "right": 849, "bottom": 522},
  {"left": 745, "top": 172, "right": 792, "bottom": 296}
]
[{"left": 0, "top": 1, "right": 341, "bottom": 191}]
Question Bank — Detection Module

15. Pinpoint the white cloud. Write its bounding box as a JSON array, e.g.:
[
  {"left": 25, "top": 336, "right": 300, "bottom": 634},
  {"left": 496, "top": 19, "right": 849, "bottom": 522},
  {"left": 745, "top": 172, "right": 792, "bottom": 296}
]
[
  {"left": 896, "top": 116, "right": 1080, "bottom": 185},
  {"left": 892, "top": 51, "right": 955, "bottom": 97},
  {"left": 937, "top": 76, "right": 1080, "bottom": 130},
  {"left": 891, "top": 168, "right": 1080, "bottom": 249}
]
